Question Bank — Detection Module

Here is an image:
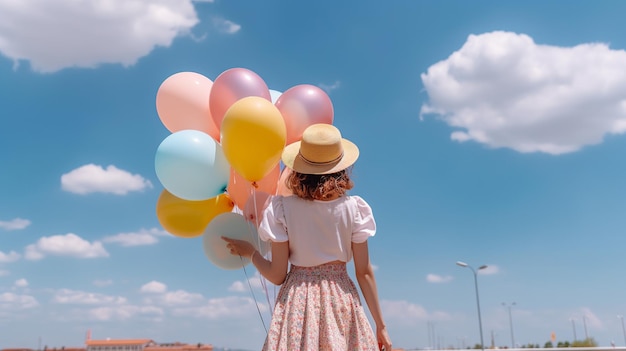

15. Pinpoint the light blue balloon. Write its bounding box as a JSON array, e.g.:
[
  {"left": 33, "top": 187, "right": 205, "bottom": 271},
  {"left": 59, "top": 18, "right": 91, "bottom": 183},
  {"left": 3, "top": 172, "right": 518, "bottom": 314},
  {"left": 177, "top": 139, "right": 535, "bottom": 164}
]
[
  {"left": 203, "top": 212, "right": 259, "bottom": 270},
  {"left": 269, "top": 89, "right": 282, "bottom": 104},
  {"left": 155, "top": 130, "right": 230, "bottom": 200}
]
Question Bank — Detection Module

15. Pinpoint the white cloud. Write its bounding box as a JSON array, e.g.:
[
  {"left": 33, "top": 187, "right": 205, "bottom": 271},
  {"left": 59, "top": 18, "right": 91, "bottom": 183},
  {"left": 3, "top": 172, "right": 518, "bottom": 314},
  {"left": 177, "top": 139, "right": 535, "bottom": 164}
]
[
  {"left": 0, "top": 0, "right": 200, "bottom": 73},
  {"left": 140, "top": 284, "right": 204, "bottom": 307},
  {"left": 380, "top": 300, "right": 431, "bottom": 323},
  {"left": 228, "top": 281, "right": 246, "bottom": 292},
  {"left": 479, "top": 265, "right": 499, "bottom": 275},
  {"left": 140, "top": 305, "right": 166, "bottom": 317},
  {"left": 578, "top": 307, "right": 603, "bottom": 329},
  {"left": 426, "top": 273, "right": 453, "bottom": 283},
  {"left": 420, "top": 31, "right": 626, "bottom": 155},
  {"left": 14, "top": 278, "right": 28, "bottom": 288},
  {"left": 93, "top": 279, "right": 113, "bottom": 287},
  {"left": 160, "top": 290, "right": 205, "bottom": 306},
  {"left": 103, "top": 228, "right": 164, "bottom": 247},
  {"left": 229, "top": 272, "right": 271, "bottom": 293},
  {"left": 319, "top": 81, "right": 341, "bottom": 93},
  {"left": 61, "top": 164, "right": 153, "bottom": 195},
  {"left": 0, "top": 250, "right": 20, "bottom": 263},
  {"left": 0, "top": 218, "right": 31, "bottom": 231},
  {"left": 53, "top": 288, "right": 127, "bottom": 305},
  {"left": 0, "top": 269, "right": 9, "bottom": 276},
  {"left": 171, "top": 296, "right": 266, "bottom": 319},
  {"left": 24, "top": 233, "right": 109, "bottom": 260},
  {"left": 86, "top": 305, "right": 161, "bottom": 321},
  {"left": 0, "top": 292, "right": 39, "bottom": 309},
  {"left": 212, "top": 17, "right": 241, "bottom": 34},
  {"left": 140, "top": 281, "right": 168, "bottom": 294}
]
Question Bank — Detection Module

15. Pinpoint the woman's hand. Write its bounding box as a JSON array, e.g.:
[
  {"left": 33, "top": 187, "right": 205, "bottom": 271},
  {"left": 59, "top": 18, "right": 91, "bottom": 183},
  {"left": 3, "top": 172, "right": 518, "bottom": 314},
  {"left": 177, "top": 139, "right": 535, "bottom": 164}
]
[
  {"left": 223, "top": 238, "right": 289, "bottom": 286},
  {"left": 377, "top": 326, "right": 392, "bottom": 351},
  {"left": 221, "top": 236, "right": 256, "bottom": 259}
]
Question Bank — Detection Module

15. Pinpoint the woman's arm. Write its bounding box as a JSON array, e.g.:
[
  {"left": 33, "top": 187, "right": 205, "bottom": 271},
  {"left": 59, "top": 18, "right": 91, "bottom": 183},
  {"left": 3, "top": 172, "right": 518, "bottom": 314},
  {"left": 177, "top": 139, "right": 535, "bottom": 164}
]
[
  {"left": 222, "top": 237, "right": 289, "bottom": 285},
  {"left": 353, "top": 240, "right": 392, "bottom": 351}
]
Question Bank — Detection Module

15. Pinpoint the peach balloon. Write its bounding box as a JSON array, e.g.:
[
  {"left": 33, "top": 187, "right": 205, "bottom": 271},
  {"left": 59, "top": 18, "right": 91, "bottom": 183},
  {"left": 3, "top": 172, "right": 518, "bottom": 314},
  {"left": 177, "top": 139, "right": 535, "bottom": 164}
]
[
  {"left": 209, "top": 68, "right": 271, "bottom": 130},
  {"left": 228, "top": 164, "right": 280, "bottom": 209},
  {"left": 156, "top": 72, "right": 220, "bottom": 141},
  {"left": 275, "top": 84, "right": 334, "bottom": 145},
  {"left": 243, "top": 191, "right": 272, "bottom": 226},
  {"left": 276, "top": 167, "right": 293, "bottom": 196}
]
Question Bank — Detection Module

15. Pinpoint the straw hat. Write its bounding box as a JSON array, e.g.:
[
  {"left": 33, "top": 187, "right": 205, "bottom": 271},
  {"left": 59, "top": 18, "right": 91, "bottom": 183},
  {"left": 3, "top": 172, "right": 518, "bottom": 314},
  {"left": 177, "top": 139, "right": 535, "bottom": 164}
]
[{"left": 282, "top": 123, "right": 359, "bottom": 175}]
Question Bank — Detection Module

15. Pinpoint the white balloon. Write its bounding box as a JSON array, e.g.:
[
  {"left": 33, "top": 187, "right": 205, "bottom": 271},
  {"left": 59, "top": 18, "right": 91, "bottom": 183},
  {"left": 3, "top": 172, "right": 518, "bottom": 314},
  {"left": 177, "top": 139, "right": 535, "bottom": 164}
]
[{"left": 202, "top": 212, "right": 260, "bottom": 270}]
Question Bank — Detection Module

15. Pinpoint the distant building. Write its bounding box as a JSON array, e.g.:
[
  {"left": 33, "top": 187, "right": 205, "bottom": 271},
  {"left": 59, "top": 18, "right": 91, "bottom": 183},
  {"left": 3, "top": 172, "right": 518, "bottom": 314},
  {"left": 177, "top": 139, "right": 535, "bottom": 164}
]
[
  {"left": 84, "top": 339, "right": 213, "bottom": 351},
  {"left": 3, "top": 347, "right": 86, "bottom": 351},
  {"left": 85, "top": 339, "right": 154, "bottom": 351},
  {"left": 2, "top": 348, "right": 86, "bottom": 351},
  {"left": 0, "top": 337, "right": 213, "bottom": 351},
  {"left": 146, "top": 343, "right": 213, "bottom": 351}
]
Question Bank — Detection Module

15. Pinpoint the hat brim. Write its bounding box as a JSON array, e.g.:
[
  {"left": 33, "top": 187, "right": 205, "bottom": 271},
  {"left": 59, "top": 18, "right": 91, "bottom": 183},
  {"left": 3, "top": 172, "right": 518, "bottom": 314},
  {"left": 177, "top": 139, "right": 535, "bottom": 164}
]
[{"left": 282, "top": 139, "right": 359, "bottom": 175}]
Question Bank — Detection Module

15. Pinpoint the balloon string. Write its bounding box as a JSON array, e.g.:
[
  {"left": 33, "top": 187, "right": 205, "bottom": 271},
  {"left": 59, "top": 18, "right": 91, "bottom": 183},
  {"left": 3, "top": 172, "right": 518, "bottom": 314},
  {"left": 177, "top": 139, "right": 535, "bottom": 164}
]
[
  {"left": 250, "top": 187, "right": 274, "bottom": 312},
  {"left": 240, "top": 255, "right": 268, "bottom": 334}
]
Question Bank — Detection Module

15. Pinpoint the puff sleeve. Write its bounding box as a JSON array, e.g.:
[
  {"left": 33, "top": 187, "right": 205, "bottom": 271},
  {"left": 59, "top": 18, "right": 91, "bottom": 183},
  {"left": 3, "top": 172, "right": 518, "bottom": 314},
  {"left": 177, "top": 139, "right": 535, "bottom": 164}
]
[
  {"left": 351, "top": 196, "right": 376, "bottom": 243},
  {"left": 258, "top": 196, "right": 289, "bottom": 242}
]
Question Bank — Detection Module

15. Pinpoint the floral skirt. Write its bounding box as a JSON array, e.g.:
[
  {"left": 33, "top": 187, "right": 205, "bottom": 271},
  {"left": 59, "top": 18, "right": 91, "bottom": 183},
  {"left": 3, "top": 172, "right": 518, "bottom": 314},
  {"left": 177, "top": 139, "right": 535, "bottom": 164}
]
[{"left": 262, "top": 262, "right": 378, "bottom": 351}]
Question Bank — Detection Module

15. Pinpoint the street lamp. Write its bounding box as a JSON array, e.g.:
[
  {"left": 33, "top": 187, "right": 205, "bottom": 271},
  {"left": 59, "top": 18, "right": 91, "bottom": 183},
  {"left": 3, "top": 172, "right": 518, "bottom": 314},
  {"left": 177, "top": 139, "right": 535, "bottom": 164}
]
[
  {"left": 427, "top": 321, "right": 436, "bottom": 350},
  {"left": 502, "top": 302, "right": 516, "bottom": 348},
  {"left": 618, "top": 315, "right": 626, "bottom": 346},
  {"left": 582, "top": 315, "right": 588, "bottom": 340},
  {"left": 570, "top": 317, "right": 577, "bottom": 341},
  {"left": 457, "top": 261, "right": 488, "bottom": 351}
]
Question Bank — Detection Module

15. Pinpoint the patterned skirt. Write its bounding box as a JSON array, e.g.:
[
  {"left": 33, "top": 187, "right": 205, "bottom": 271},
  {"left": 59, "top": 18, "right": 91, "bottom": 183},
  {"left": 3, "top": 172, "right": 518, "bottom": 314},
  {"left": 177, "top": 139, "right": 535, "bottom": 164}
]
[{"left": 262, "top": 262, "right": 378, "bottom": 351}]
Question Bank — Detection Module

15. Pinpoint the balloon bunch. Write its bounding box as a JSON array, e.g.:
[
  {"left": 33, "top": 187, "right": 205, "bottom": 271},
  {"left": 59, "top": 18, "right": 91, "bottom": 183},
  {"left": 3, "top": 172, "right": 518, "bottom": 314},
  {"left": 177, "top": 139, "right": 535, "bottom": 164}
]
[{"left": 153, "top": 68, "right": 334, "bottom": 270}]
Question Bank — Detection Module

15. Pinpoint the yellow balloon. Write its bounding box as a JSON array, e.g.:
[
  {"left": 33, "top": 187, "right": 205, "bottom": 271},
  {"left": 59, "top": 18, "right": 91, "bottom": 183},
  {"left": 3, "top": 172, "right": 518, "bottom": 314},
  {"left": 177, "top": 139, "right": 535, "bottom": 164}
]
[
  {"left": 221, "top": 96, "right": 286, "bottom": 182},
  {"left": 156, "top": 190, "right": 234, "bottom": 238}
]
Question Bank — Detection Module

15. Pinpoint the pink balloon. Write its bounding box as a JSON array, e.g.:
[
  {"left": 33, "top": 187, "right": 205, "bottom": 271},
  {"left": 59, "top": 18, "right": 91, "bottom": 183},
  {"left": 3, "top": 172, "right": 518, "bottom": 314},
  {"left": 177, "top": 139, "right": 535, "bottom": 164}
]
[
  {"left": 209, "top": 68, "right": 271, "bottom": 131},
  {"left": 275, "top": 84, "right": 334, "bottom": 145},
  {"left": 156, "top": 72, "right": 219, "bottom": 141},
  {"left": 243, "top": 191, "right": 272, "bottom": 226},
  {"left": 228, "top": 164, "right": 280, "bottom": 209}
]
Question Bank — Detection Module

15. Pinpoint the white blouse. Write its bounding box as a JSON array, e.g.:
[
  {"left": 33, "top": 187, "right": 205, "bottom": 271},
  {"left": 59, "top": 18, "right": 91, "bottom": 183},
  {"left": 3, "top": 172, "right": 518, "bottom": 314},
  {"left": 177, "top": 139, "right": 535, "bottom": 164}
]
[{"left": 258, "top": 195, "right": 376, "bottom": 267}]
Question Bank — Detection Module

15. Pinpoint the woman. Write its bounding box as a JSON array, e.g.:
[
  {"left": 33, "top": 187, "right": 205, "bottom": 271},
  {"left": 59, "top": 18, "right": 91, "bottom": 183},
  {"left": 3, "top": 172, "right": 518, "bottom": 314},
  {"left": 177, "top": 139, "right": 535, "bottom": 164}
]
[{"left": 223, "top": 123, "right": 392, "bottom": 351}]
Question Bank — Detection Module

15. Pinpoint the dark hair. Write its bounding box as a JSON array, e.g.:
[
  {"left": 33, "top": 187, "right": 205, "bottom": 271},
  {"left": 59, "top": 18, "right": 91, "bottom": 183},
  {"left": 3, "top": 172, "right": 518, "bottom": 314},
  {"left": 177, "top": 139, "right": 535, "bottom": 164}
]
[{"left": 286, "top": 168, "right": 354, "bottom": 200}]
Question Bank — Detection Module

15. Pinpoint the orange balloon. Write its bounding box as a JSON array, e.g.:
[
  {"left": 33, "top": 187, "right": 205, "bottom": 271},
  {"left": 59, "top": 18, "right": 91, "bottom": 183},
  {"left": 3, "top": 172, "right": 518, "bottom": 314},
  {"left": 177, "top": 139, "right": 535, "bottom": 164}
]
[
  {"left": 156, "top": 190, "right": 234, "bottom": 238},
  {"left": 227, "top": 164, "right": 280, "bottom": 208}
]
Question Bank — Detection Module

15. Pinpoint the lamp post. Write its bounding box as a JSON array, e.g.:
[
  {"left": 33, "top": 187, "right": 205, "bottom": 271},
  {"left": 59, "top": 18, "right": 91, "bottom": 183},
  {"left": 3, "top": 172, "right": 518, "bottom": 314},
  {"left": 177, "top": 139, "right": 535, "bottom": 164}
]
[
  {"left": 570, "top": 317, "right": 577, "bottom": 341},
  {"left": 618, "top": 315, "right": 626, "bottom": 346},
  {"left": 502, "top": 302, "right": 516, "bottom": 348},
  {"left": 427, "top": 321, "right": 436, "bottom": 349},
  {"left": 457, "top": 261, "right": 488, "bottom": 351}
]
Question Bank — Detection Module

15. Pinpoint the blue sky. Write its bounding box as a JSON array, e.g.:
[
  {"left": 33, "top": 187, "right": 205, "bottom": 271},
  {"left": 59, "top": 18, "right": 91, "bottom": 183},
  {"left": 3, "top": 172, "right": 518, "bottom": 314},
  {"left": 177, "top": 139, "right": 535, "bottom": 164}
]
[{"left": 2, "top": 0, "right": 626, "bottom": 350}]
